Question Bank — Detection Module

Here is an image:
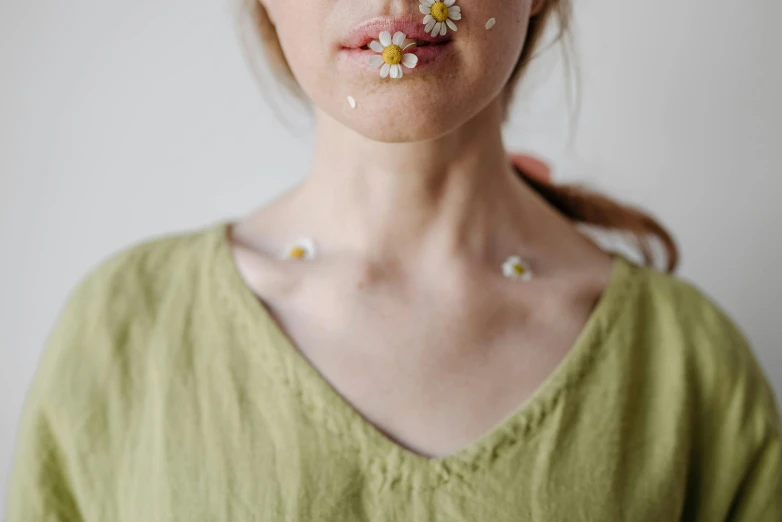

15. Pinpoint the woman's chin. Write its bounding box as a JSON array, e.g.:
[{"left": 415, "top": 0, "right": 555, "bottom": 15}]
[{"left": 340, "top": 106, "right": 470, "bottom": 143}]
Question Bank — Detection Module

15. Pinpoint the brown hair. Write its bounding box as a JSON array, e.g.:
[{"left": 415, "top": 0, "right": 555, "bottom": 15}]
[{"left": 237, "top": 0, "right": 679, "bottom": 273}]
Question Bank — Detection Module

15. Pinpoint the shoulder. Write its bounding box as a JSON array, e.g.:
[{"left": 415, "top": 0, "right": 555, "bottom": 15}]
[
  {"left": 8, "top": 223, "right": 224, "bottom": 517},
  {"left": 31, "top": 222, "right": 225, "bottom": 408},
  {"left": 624, "top": 258, "right": 780, "bottom": 432},
  {"left": 65, "top": 222, "right": 219, "bottom": 311},
  {"left": 58, "top": 221, "right": 225, "bottom": 331}
]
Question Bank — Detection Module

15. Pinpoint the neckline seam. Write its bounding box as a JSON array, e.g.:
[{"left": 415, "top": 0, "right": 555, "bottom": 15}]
[{"left": 211, "top": 220, "right": 642, "bottom": 481}]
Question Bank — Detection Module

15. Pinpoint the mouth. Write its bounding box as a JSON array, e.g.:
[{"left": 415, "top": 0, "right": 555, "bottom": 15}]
[
  {"left": 338, "top": 16, "right": 455, "bottom": 72},
  {"left": 357, "top": 39, "right": 448, "bottom": 50}
]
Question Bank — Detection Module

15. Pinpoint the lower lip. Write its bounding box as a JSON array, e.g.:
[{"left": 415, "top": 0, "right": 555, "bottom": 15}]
[{"left": 339, "top": 42, "right": 454, "bottom": 74}]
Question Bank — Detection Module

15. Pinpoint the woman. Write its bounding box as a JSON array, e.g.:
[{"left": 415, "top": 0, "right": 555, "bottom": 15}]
[{"left": 7, "top": 0, "right": 781, "bottom": 520}]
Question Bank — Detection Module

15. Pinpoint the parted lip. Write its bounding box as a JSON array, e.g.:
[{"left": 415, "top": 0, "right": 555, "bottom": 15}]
[{"left": 340, "top": 15, "right": 453, "bottom": 49}]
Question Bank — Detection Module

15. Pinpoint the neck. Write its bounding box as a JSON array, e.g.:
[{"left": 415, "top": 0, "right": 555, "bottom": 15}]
[{"left": 286, "top": 98, "right": 552, "bottom": 271}]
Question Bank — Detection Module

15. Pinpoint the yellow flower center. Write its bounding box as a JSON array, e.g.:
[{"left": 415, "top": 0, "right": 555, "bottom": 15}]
[
  {"left": 289, "top": 246, "right": 307, "bottom": 259},
  {"left": 382, "top": 45, "right": 403, "bottom": 65},
  {"left": 512, "top": 264, "right": 526, "bottom": 275},
  {"left": 430, "top": 2, "right": 449, "bottom": 22}
]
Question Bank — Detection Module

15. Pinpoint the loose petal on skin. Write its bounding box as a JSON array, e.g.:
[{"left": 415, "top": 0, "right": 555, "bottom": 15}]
[
  {"left": 402, "top": 53, "right": 418, "bottom": 68},
  {"left": 485, "top": 17, "right": 496, "bottom": 30},
  {"left": 347, "top": 96, "right": 356, "bottom": 109}
]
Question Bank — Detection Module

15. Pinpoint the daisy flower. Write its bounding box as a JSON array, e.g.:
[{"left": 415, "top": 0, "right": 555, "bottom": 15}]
[
  {"left": 419, "top": 0, "right": 461, "bottom": 37},
  {"left": 502, "top": 256, "right": 533, "bottom": 281},
  {"left": 281, "top": 237, "right": 317, "bottom": 260},
  {"left": 368, "top": 31, "right": 418, "bottom": 79}
]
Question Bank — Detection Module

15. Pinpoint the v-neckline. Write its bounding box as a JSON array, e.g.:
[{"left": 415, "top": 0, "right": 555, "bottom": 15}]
[{"left": 210, "top": 219, "right": 639, "bottom": 479}]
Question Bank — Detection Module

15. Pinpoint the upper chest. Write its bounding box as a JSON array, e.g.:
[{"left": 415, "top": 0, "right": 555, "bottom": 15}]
[{"left": 235, "top": 249, "right": 606, "bottom": 458}]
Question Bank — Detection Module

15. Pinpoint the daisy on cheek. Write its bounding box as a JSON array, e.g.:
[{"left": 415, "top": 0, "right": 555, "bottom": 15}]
[
  {"left": 420, "top": 0, "right": 461, "bottom": 37},
  {"left": 367, "top": 31, "right": 419, "bottom": 79}
]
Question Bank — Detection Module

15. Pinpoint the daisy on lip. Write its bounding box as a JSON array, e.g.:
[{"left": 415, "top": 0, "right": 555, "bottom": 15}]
[{"left": 368, "top": 31, "right": 419, "bottom": 79}]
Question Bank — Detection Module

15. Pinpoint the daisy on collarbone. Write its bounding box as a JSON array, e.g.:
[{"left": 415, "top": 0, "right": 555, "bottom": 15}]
[
  {"left": 502, "top": 256, "right": 533, "bottom": 282},
  {"left": 420, "top": 0, "right": 461, "bottom": 37},
  {"left": 368, "top": 31, "right": 418, "bottom": 79},
  {"left": 280, "top": 237, "right": 317, "bottom": 261}
]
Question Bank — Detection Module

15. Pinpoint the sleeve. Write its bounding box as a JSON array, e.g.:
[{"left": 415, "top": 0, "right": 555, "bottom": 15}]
[
  {"left": 4, "top": 246, "right": 138, "bottom": 522},
  {"left": 5, "top": 289, "right": 89, "bottom": 521},
  {"left": 679, "top": 282, "right": 782, "bottom": 522},
  {"left": 5, "top": 234, "right": 177, "bottom": 521},
  {"left": 704, "top": 305, "right": 782, "bottom": 521},
  {"left": 727, "top": 427, "right": 782, "bottom": 521},
  {"left": 5, "top": 394, "right": 84, "bottom": 521}
]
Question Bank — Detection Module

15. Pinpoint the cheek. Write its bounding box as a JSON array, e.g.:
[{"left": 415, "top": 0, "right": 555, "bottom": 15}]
[
  {"left": 460, "top": 2, "right": 530, "bottom": 100},
  {"left": 271, "top": 4, "right": 336, "bottom": 96}
]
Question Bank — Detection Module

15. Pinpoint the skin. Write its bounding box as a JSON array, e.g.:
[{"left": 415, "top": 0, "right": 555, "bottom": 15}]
[{"left": 230, "top": 0, "right": 615, "bottom": 458}]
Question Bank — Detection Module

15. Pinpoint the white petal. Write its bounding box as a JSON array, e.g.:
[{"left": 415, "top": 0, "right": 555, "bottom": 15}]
[
  {"left": 423, "top": 14, "right": 433, "bottom": 24},
  {"left": 449, "top": 12, "right": 461, "bottom": 20},
  {"left": 368, "top": 55, "right": 384, "bottom": 68},
  {"left": 347, "top": 96, "right": 356, "bottom": 109},
  {"left": 444, "top": 0, "right": 455, "bottom": 6},
  {"left": 446, "top": 19, "right": 457, "bottom": 31},
  {"left": 425, "top": 19, "right": 437, "bottom": 32},
  {"left": 380, "top": 63, "right": 390, "bottom": 77},
  {"left": 395, "top": 65, "right": 404, "bottom": 78},
  {"left": 402, "top": 53, "right": 418, "bottom": 68},
  {"left": 389, "top": 64, "right": 399, "bottom": 79},
  {"left": 449, "top": 6, "right": 461, "bottom": 13},
  {"left": 424, "top": 0, "right": 435, "bottom": 5},
  {"left": 369, "top": 40, "right": 384, "bottom": 53},
  {"left": 431, "top": 22, "right": 441, "bottom": 36},
  {"left": 440, "top": 22, "right": 447, "bottom": 36},
  {"left": 485, "top": 18, "right": 496, "bottom": 30},
  {"left": 419, "top": 4, "right": 430, "bottom": 14},
  {"left": 379, "top": 31, "right": 391, "bottom": 47},
  {"left": 392, "top": 31, "right": 406, "bottom": 46}
]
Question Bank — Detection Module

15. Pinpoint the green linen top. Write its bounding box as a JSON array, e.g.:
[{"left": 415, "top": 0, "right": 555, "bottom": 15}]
[{"left": 6, "top": 220, "right": 782, "bottom": 522}]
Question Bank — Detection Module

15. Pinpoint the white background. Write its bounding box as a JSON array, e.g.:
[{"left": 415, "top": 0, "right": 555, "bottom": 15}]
[{"left": 2, "top": 0, "right": 781, "bottom": 510}]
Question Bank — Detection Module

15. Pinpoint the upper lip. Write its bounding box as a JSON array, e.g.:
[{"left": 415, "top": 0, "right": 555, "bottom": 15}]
[{"left": 340, "top": 15, "right": 453, "bottom": 49}]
